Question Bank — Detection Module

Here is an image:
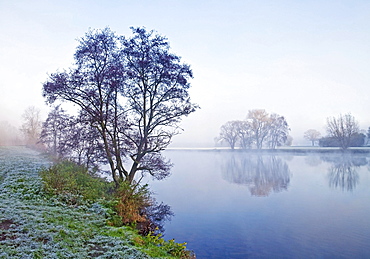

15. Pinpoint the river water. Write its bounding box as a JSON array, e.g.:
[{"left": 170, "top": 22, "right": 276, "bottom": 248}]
[{"left": 145, "top": 150, "right": 370, "bottom": 258}]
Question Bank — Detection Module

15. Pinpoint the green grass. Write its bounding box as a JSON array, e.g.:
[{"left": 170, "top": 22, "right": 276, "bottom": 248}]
[
  {"left": 0, "top": 146, "right": 193, "bottom": 258},
  {"left": 40, "top": 160, "right": 113, "bottom": 203}
]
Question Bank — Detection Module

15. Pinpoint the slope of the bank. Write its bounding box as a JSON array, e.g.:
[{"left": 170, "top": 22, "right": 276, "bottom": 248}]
[{"left": 0, "top": 146, "right": 170, "bottom": 258}]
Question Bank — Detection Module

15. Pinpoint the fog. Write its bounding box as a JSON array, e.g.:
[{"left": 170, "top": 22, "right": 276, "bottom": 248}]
[
  {"left": 2, "top": 1, "right": 370, "bottom": 147},
  {"left": 0, "top": 121, "right": 23, "bottom": 146}
]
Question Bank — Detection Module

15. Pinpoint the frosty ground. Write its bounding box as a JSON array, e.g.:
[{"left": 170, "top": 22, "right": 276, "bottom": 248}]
[{"left": 0, "top": 146, "right": 161, "bottom": 258}]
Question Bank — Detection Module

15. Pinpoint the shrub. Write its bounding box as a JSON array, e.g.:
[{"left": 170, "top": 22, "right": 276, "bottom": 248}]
[
  {"left": 40, "top": 160, "right": 112, "bottom": 203},
  {"left": 140, "top": 232, "right": 195, "bottom": 258},
  {"left": 115, "top": 181, "right": 152, "bottom": 225}
]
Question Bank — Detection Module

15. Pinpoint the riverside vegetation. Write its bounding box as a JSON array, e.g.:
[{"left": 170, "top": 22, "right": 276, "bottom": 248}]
[{"left": 0, "top": 146, "right": 194, "bottom": 258}]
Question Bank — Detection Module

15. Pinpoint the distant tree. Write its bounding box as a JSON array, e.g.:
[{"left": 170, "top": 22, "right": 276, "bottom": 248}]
[
  {"left": 236, "top": 120, "right": 253, "bottom": 149},
  {"left": 247, "top": 109, "right": 271, "bottom": 149},
  {"left": 40, "top": 107, "right": 105, "bottom": 170},
  {"left": 267, "top": 114, "right": 290, "bottom": 149},
  {"left": 319, "top": 136, "right": 339, "bottom": 147},
  {"left": 320, "top": 131, "right": 364, "bottom": 148},
  {"left": 20, "top": 106, "right": 42, "bottom": 147},
  {"left": 217, "top": 121, "right": 240, "bottom": 149},
  {"left": 217, "top": 110, "right": 291, "bottom": 149},
  {"left": 285, "top": 135, "right": 293, "bottom": 146},
  {"left": 304, "top": 129, "right": 321, "bottom": 146},
  {"left": 366, "top": 127, "right": 370, "bottom": 145},
  {"left": 349, "top": 133, "right": 365, "bottom": 147},
  {"left": 43, "top": 27, "right": 198, "bottom": 185},
  {"left": 246, "top": 109, "right": 290, "bottom": 149},
  {"left": 39, "top": 106, "right": 71, "bottom": 158},
  {"left": 326, "top": 114, "right": 359, "bottom": 150}
]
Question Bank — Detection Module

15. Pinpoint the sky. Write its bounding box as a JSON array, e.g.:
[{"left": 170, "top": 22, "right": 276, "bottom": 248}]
[{"left": 1, "top": 0, "right": 370, "bottom": 146}]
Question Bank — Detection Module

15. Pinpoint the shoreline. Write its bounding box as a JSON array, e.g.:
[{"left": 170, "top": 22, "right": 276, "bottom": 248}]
[{"left": 166, "top": 146, "right": 370, "bottom": 154}]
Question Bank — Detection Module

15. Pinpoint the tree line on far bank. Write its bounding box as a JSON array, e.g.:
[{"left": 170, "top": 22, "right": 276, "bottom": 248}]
[
  {"left": 216, "top": 109, "right": 291, "bottom": 150},
  {"left": 218, "top": 111, "right": 367, "bottom": 150},
  {"left": 304, "top": 113, "right": 367, "bottom": 149}
]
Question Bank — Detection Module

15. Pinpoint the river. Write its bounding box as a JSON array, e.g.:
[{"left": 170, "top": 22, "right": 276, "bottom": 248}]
[{"left": 145, "top": 149, "right": 370, "bottom": 258}]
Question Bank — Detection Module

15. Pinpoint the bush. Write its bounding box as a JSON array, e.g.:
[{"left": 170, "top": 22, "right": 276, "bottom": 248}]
[
  {"left": 137, "top": 232, "right": 195, "bottom": 258},
  {"left": 115, "top": 181, "right": 152, "bottom": 225},
  {"left": 40, "top": 160, "right": 112, "bottom": 203},
  {"left": 319, "top": 133, "right": 366, "bottom": 148},
  {"left": 40, "top": 161, "right": 158, "bottom": 228}
]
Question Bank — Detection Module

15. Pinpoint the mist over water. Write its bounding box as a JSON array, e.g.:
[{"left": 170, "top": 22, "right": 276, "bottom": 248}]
[{"left": 146, "top": 150, "right": 370, "bottom": 258}]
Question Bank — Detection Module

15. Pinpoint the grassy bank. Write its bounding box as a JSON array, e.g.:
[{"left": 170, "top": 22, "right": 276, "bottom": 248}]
[{"left": 0, "top": 146, "right": 192, "bottom": 258}]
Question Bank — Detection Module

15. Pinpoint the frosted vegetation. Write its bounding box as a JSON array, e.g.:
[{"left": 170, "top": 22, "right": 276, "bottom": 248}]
[{"left": 0, "top": 146, "right": 186, "bottom": 258}]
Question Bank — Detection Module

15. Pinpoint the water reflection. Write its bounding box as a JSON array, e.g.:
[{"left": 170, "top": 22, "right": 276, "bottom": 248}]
[
  {"left": 328, "top": 164, "right": 359, "bottom": 191},
  {"left": 154, "top": 151, "right": 370, "bottom": 258},
  {"left": 222, "top": 154, "right": 291, "bottom": 196},
  {"left": 304, "top": 155, "right": 322, "bottom": 167},
  {"left": 321, "top": 155, "right": 367, "bottom": 191}
]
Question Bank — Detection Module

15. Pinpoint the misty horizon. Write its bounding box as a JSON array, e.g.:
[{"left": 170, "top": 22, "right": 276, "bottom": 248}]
[{"left": 2, "top": 1, "right": 370, "bottom": 147}]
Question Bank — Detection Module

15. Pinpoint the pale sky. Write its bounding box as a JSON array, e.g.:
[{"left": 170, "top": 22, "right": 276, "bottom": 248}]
[{"left": 1, "top": 0, "right": 370, "bottom": 146}]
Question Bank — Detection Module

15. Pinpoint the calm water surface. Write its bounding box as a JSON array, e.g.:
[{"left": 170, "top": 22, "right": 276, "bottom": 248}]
[{"left": 145, "top": 150, "right": 370, "bottom": 258}]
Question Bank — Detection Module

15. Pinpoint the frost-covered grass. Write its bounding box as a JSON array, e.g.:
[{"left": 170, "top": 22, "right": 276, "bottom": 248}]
[{"left": 0, "top": 146, "right": 182, "bottom": 258}]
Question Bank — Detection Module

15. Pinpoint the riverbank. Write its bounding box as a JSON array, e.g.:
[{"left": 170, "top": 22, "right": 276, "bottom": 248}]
[{"left": 0, "top": 146, "right": 191, "bottom": 258}]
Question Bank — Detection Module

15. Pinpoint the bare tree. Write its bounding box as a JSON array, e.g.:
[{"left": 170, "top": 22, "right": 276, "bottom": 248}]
[
  {"left": 304, "top": 129, "right": 321, "bottom": 146},
  {"left": 217, "top": 110, "right": 290, "bottom": 149},
  {"left": 217, "top": 121, "right": 240, "bottom": 149},
  {"left": 326, "top": 114, "right": 359, "bottom": 150},
  {"left": 268, "top": 114, "right": 289, "bottom": 149},
  {"left": 236, "top": 120, "right": 253, "bottom": 149},
  {"left": 247, "top": 109, "right": 271, "bottom": 149},
  {"left": 65, "top": 114, "right": 106, "bottom": 171},
  {"left": 40, "top": 107, "right": 106, "bottom": 171},
  {"left": 43, "top": 28, "right": 127, "bottom": 185},
  {"left": 120, "top": 27, "right": 199, "bottom": 183},
  {"left": 39, "top": 105, "right": 71, "bottom": 158},
  {"left": 285, "top": 135, "right": 293, "bottom": 146},
  {"left": 43, "top": 27, "right": 198, "bottom": 185},
  {"left": 20, "top": 106, "right": 42, "bottom": 147}
]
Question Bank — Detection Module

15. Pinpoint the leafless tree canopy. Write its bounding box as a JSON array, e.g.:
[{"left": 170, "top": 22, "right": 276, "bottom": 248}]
[
  {"left": 217, "top": 109, "right": 290, "bottom": 149},
  {"left": 304, "top": 129, "right": 321, "bottom": 146},
  {"left": 20, "top": 106, "right": 42, "bottom": 146},
  {"left": 217, "top": 121, "right": 240, "bottom": 149},
  {"left": 326, "top": 113, "right": 359, "bottom": 150},
  {"left": 42, "top": 27, "right": 198, "bottom": 185}
]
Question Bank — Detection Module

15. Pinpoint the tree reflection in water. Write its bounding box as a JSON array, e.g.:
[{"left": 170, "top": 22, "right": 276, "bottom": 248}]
[
  {"left": 304, "top": 155, "right": 322, "bottom": 167},
  {"left": 322, "top": 155, "right": 367, "bottom": 191},
  {"left": 222, "top": 154, "right": 291, "bottom": 197}
]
